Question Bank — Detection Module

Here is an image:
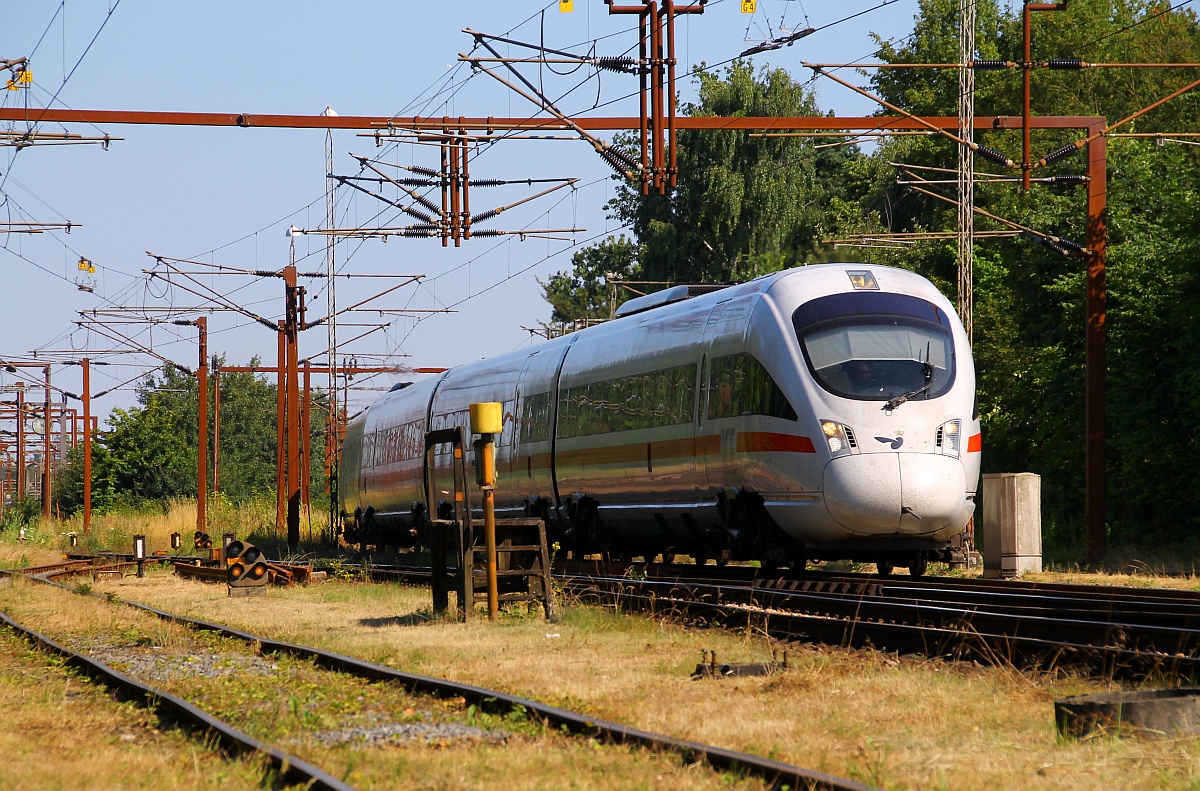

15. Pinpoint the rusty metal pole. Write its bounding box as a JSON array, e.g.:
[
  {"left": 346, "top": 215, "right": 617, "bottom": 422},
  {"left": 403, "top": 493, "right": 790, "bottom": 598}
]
[
  {"left": 212, "top": 361, "right": 220, "bottom": 497},
  {"left": 650, "top": 1, "right": 664, "bottom": 192},
  {"left": 461, "top": 130, "right": 473, "bottom": 240},
  {"left": 276, "top": 322, "right": 286, "bottom": 534},
  {"left": 1022, "top": 3, "right": 1032, "bottom": 189},
  {"left": 302, "top": 359, "right": 311, "bottom": 510},
  {"left": 82, "top": 358, "right": 91, "bottom": 535},
  {"left": 284, "top": 264, "right": 301, "bottom": 552},
  {"left": 1085, "top": 120, "right": 1108, "bottom": 565},
  {"left": 42, "top": 367, "right": 51, "bottom": 517},
  {"left": 449, "top": 135, "right": 462, "bottom": 246},
  {"left": 440, "top": 139, "right": 450, "bottom": 247},
  {"left": 15, "top": 383, "right": 25, "bottom": 505},
  {"left": 665, "top": 0, "right": 678, "bottom": 188},
  {"left": 196, "top": 317, "right": 208, "bottom": 537}
]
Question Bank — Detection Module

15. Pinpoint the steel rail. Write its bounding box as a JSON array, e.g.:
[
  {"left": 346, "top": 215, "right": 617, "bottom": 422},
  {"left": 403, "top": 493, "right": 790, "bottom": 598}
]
[
  {"left": 557, "top": 560, "right": 1200, "bottom": 604},
  {"left": 0, "top": 607, "right": 358, "bottom": 791},
  {"left": 566, "top": 581, "right": 1200, "bottom": 682},
  {"left": 564, "top": 574, "right": 1200, "bottom": 663},
  {"left": 320, "top": 561, "right": 1200, "bottom": 678},
  {"left": 18, "top": 563, "right": 873, "bottom": 791}
]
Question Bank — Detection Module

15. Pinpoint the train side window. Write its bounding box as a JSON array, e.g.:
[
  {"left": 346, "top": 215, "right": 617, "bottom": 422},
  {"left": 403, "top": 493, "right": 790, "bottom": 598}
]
[
  {"left": 520, "top": 392, "right": 552, "bottom": 443},
  {"left": 556, "top": 362, "right": 698, "bottom": 439},
  {"left": 707, "top": 353, "right": 797, "bottom": 421}
]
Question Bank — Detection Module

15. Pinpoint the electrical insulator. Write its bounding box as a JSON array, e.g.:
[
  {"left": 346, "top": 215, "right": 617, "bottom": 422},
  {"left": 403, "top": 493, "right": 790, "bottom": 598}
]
[
  {"left": 1045, "top": 174, "right": 1089, "bottom": 186},
  {"left": 1054, "top": 238, "right": 1088, "bottom": 256},
  {"left": 595, "top": 56, "right": 639, "bottom": 74},
  {"left": 974, "top": 145, "right": 1015, "bottom": 167},
  {"left": 971, "top": 60, "right": 1010, "bottom": 70},
  {"left": 1045, "top": 58, "right": 1084, "bottom": 70},
  {"left": 1041, "top": 142, "right": 1083, "bottom": 166}
]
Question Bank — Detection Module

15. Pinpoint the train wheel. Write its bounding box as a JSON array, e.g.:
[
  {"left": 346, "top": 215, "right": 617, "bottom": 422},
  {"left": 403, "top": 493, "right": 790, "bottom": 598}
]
[
  {"left": 876, "top": 561, "right": 894, "bottom": 576},
  {"left": 908, "top": 555, "right": 928, "bottom": 577},
  {"left": 662, "top": 552, "right": 675, "bottom": 564},
  {"left": 715, "top": 551, "right": 730, "bottom": 567},
  {"left": 694, "top": 555, "right": 709, "bottom": 566}
]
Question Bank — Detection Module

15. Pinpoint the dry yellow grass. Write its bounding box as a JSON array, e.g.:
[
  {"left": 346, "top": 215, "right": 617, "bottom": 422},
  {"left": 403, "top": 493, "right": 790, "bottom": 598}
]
[
  {"left": 0, "top": 576, "right": 768, "bottom": 791},
  {"left": 0, "top": 615, "right": 271, "bottom": 789},
  {"left": 1025, "top": 567, "right": 1200, "bottom": 592},
  {"left": 2, "top": 497, "right": 316, "bottom": 560},
  {"left": 68, "top": 566, "right": 1200, "bottom": 791}
]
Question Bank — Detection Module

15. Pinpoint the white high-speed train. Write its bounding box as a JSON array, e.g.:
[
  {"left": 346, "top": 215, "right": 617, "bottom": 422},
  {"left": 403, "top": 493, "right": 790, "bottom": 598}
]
[{"left": 339, "top": 263, "right": 981, "bottom": 575}]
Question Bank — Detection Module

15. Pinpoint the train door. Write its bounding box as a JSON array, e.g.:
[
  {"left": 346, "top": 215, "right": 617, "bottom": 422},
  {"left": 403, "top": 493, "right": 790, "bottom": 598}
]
[
  {"left": 511, "top": 340, "right": 574, "bottom": 518},
  {"left": 696, "top": 301, "right": 728, "bottom": 494},
  {"left": 696, "top": 295, "right": 759, "bottom": 494}
]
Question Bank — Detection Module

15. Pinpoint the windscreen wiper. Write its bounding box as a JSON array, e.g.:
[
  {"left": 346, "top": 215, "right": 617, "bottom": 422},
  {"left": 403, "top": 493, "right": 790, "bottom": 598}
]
[{"left": 885, "top": 359, "right": 933, "bottom": 411}]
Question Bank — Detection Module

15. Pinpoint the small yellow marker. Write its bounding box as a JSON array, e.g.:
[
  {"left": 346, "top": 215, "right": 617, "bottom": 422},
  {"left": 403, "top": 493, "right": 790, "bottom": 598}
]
[
  {"left": 78, "top": 257, "right": 95, "bottom": 273},
  {"left": 741, "top": 0, "right": 757, "bottom": 12},
  {"left": 17, "top": 70, "right": 32, "bottom": 85},
  {"left": 4, "top": 81, "right": 16, "bottom": 92},
  {"left": 560, "top": 0, "right": 574, "bottom": 11}
]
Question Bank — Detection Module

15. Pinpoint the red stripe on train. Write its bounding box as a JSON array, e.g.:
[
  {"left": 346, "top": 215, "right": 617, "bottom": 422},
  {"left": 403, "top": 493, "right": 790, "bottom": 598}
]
[{"left": 736, "top": 432, "right": 817, "bottom": 454}]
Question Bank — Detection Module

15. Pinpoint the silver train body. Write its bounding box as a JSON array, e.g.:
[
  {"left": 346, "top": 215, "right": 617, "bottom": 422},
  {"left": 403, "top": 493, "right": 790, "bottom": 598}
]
[{"left": 339, "top": 264, "right": 982, "bottom": 567}]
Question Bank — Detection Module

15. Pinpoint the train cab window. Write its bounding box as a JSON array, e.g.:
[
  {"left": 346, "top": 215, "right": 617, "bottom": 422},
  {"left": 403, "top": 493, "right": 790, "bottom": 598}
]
[
  {"left": 707, "top": 353, "right": 797, "bottom": 421},
  {"left": 792, "top": 292, "right": 956, "bottom": 403}
]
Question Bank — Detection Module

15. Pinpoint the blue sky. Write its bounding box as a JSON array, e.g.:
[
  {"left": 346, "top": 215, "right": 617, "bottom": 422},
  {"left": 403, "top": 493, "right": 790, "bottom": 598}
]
[{"left": 2, "top": 0, "right": 922, "bottom": 418}]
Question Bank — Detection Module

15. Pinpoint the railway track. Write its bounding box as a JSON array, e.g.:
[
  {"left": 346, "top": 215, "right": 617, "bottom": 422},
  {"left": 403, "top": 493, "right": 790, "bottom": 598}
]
[
  {"left": 556, "top": 561, "right": 1200, "bottom": 681},
  {"left": 320, "top": 559, "right": 1200, "bottom": 681},
  {"left": 0, "top": 563, "right": 356, "bottom": 791},
  {"left": 2, "top": 559, "right": 873, "bottom": 791}
]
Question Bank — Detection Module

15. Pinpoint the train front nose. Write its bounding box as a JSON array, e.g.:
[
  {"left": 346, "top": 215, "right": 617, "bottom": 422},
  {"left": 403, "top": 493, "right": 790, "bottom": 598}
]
[{"left": 823, "top": 454, "right": 968, "bottom": 536}]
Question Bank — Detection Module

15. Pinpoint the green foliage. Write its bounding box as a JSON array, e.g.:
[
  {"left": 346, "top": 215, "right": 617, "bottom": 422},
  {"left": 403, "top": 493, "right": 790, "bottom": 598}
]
[
  {"left": 613, "top": 60, "right": 872, "bottom": 284},
  {"left": 540, "top": 1, "right": 1200, "bottom": 562},
  {"left": 872, "top": 0, "right": 1200, "bottom": 555},
  {"left": 53, "top": 356, "right": 331, "bottom": 515},
  {"left": 544, "top": 62, "right": 873, "bottom": 317},
  {"left": 541, "top": 235, "right": 639, "bottom": 322}
]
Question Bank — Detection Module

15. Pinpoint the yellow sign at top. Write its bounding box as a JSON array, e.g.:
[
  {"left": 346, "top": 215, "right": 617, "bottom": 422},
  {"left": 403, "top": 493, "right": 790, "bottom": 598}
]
[
  {"left": 741, "top": 0, "right": 757, "bottom": 12},
  {"left": 560, "top": 0, "right": 574, "bottom": 11},
  {"left": 17, "top": 70, "right": 32, "bottom": 85},
  {"left": 78, "top": 258, "right": 95, "bottom": 274}
]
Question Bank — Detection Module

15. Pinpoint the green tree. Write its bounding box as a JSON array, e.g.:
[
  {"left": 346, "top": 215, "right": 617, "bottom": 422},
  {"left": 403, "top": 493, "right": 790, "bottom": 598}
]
[
  {"left": 541, "top": 235, "right": 640, "bottom": 322},
  {"left": 870, "top": 0, "right": 1200, "bottom": 555},
  {"left": 543, "top": 61, "right": 874, "bottom": 317},
  {"left": 53, "top": 356, "right": 330, "bottom": 515}
]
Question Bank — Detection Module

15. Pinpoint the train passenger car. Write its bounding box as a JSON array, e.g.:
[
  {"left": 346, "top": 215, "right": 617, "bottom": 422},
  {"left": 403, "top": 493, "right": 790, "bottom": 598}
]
[{"left": 339, "top": 263, "right": 981, "bottom": 574}]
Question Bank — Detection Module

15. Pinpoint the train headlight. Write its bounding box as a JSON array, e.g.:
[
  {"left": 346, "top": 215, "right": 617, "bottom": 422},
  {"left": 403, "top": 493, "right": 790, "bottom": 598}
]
[
  {"left": 821, "top": 420, "right": 852, "bottom": 457},
  {"left": 936, "top": 419, "right": 962, "bottom": 457}
]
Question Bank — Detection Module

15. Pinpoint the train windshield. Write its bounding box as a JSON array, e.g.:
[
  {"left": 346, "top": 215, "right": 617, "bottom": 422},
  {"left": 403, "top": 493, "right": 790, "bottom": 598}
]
[{"left": 791, "top": 292, "right": 956, "bottom": 403}]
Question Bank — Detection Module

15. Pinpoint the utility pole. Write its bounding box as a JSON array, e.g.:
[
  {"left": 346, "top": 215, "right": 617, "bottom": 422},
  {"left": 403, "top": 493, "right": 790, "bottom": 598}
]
[
  {"left": 196, "top": 318, "right": 208, "bottom": 536},
  {"left": 15, "top": 382, "right": 24, "bottom": 505},
  {"left": 212, "top": 356, "right": 220, "bottom": 497},
  {"left": 40, "top": 367, "right": 52, "bottom": 516},
  {"left": 958, "top": 0, "right": 976, "bottom": 343},
  {"left": 325, "top": 121, "right": 339, "bottom": 546},
  {"left": 276, "top": 321, "right": 286, "bottom": 534},
  {"left": 284, "top": 263, "right": 301, "bottom": 552},
  {"left": 81, "top": 358, "right": 91, "bottom": 535}
]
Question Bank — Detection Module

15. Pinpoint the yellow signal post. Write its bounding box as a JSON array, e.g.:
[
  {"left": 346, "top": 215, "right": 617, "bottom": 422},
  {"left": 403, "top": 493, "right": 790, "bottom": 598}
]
[
  {"left": 470, "top": 402, "right": 502, "bottom": 621},
  {"left": 741, "top": 0, "right": 757, "bottom": 12},
  {"left": 560, "top": 0, "right": 574, "bottom": 11}
]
